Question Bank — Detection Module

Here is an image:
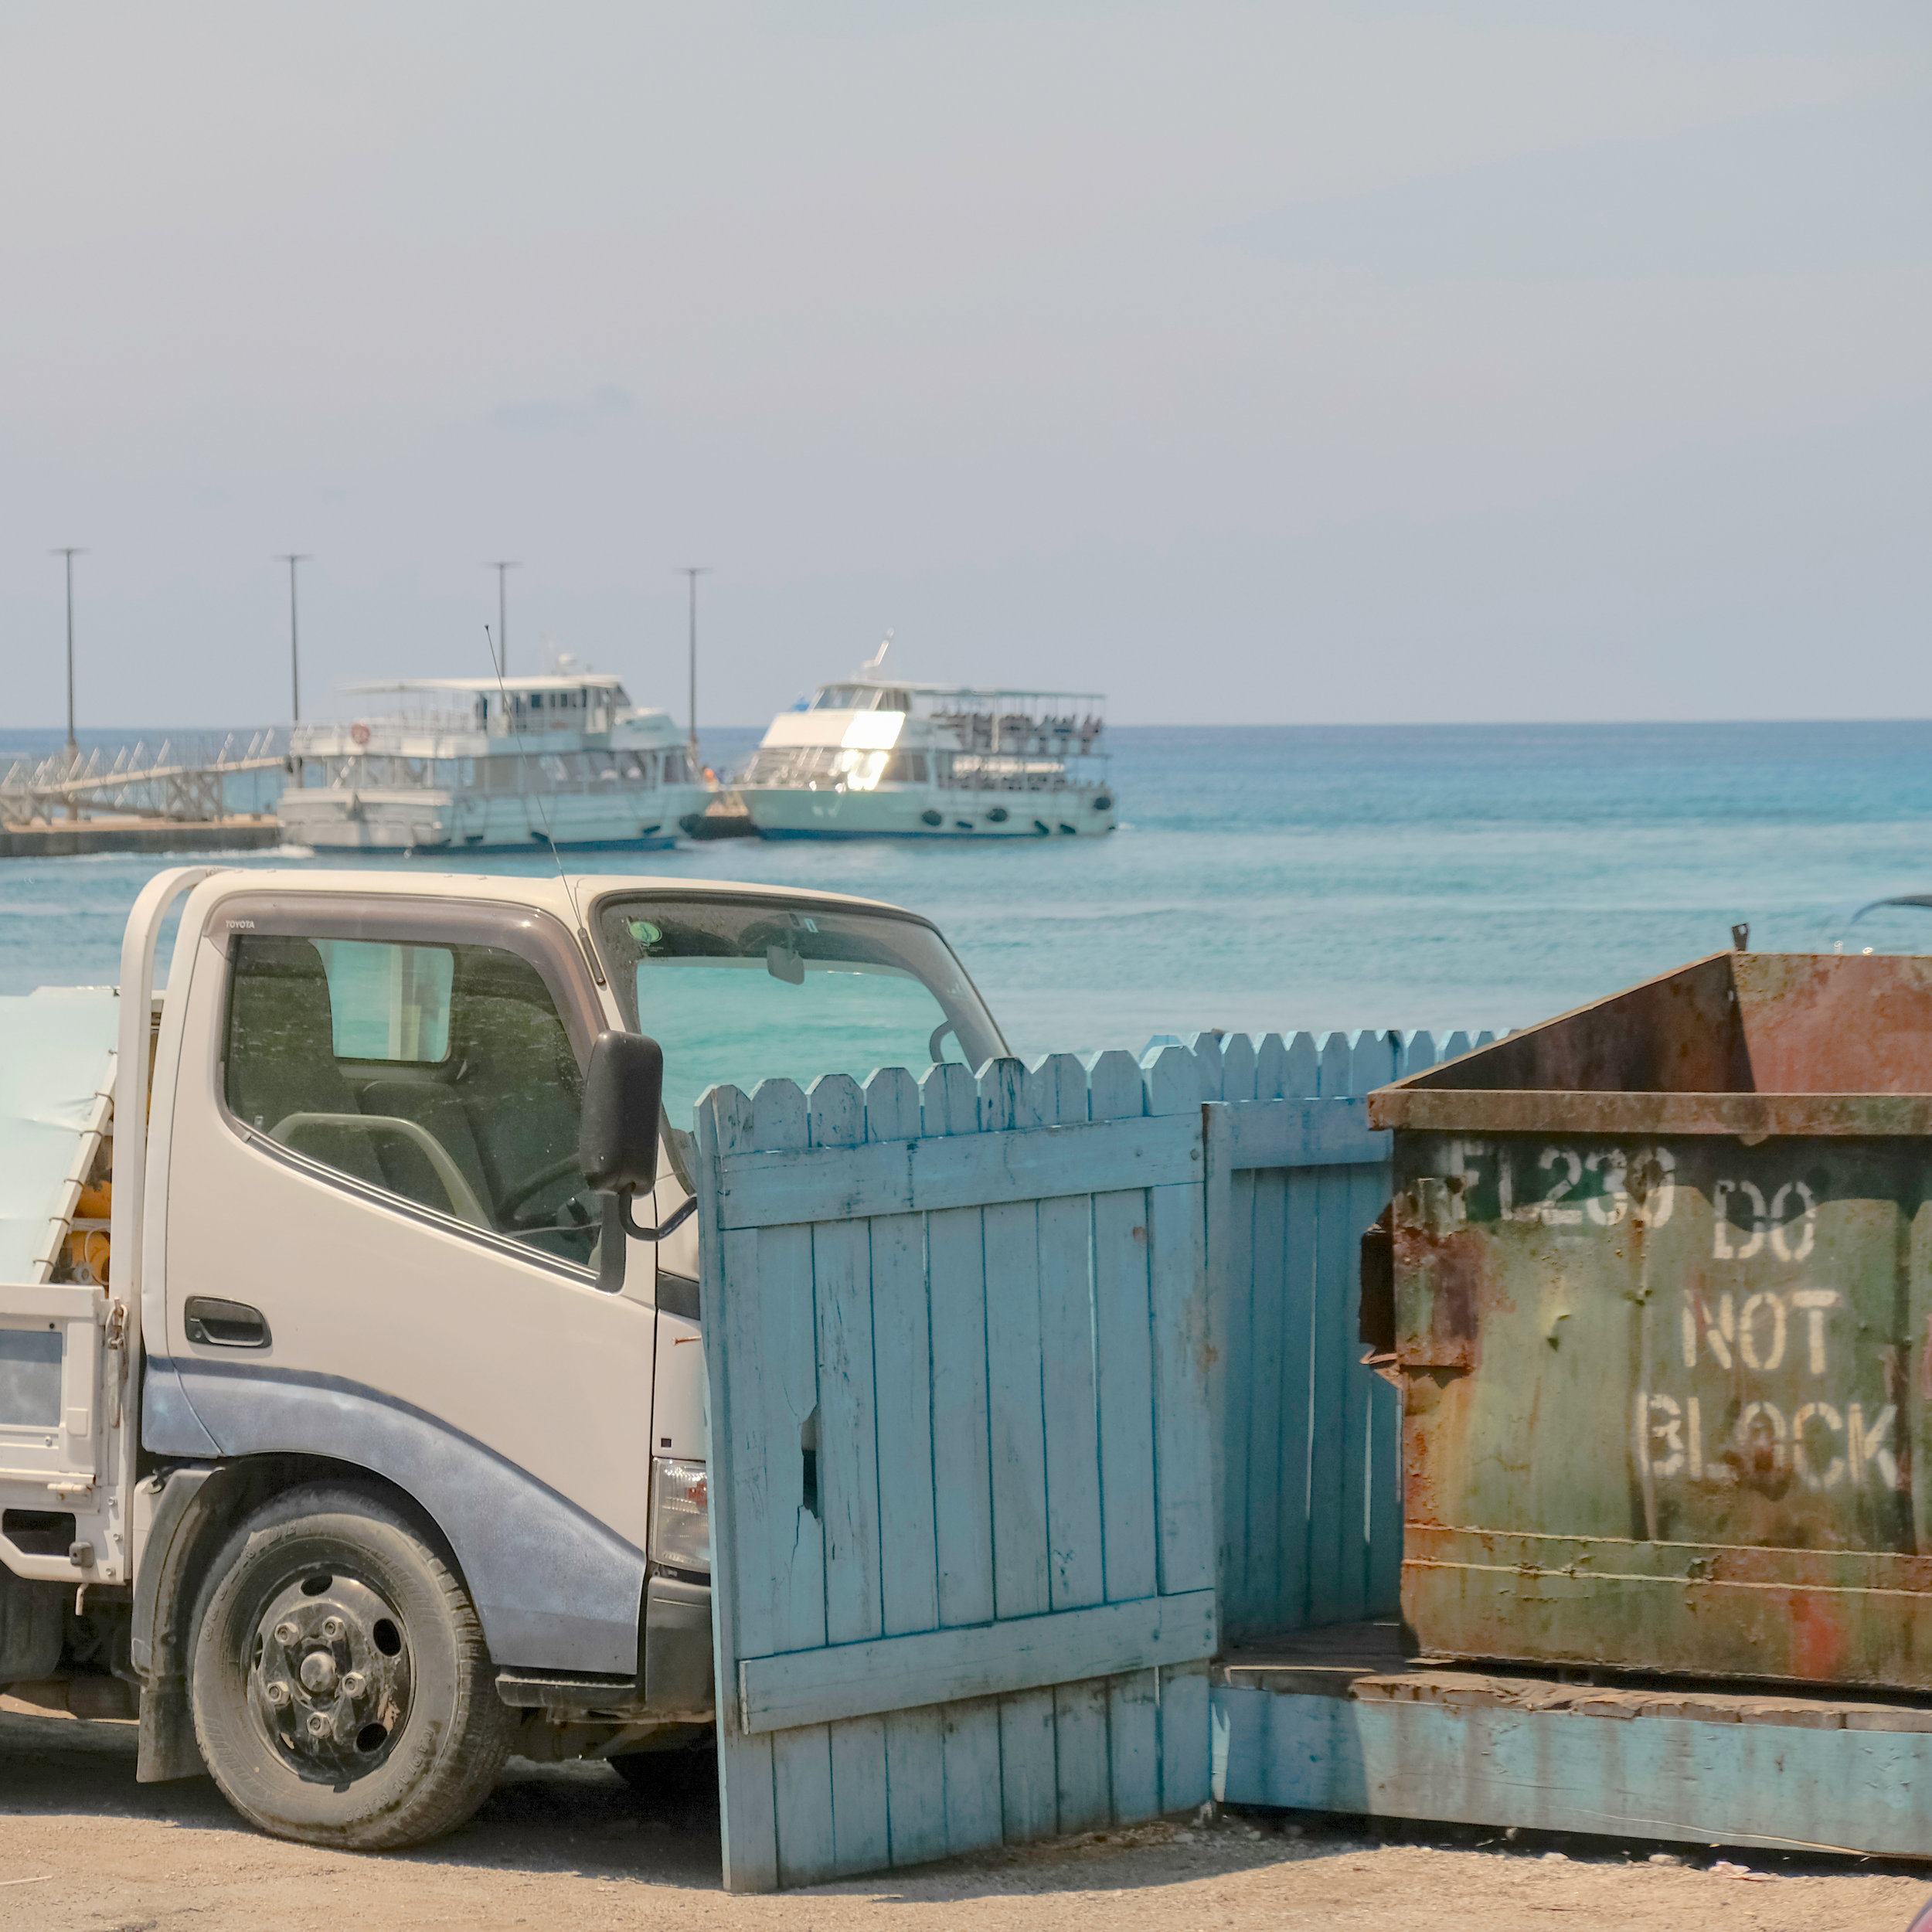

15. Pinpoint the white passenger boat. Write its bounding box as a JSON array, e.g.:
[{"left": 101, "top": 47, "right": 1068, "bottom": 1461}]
[
  {"left": 279, "top": 675, "right": 711, "bottom": 852},
  {"left": 736, "top": 655, "right": 1116, "bottom": 840}
]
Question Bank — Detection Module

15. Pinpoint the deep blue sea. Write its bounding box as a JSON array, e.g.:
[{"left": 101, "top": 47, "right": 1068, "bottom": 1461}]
[{"left": 4, "top": 721, "right": 1930, "bottom": 1056}]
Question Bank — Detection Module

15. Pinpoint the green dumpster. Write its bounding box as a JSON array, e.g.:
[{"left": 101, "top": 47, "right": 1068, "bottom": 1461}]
[{"left": 1368, "top": 950, "right": 1932, "bottom": 1692}]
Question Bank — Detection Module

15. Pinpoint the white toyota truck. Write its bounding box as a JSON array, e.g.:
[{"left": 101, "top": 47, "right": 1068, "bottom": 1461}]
[{"left": 0, "top": 865, "right": 1009, "bottom": 1849}]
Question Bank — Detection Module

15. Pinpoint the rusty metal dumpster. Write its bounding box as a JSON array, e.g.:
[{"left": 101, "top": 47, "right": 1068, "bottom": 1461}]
[{"left": 1366, "top": 950, "right": 1932, "bottom": 1692}]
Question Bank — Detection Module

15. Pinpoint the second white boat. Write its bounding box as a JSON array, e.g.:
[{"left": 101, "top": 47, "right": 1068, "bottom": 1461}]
[{"left": 734, "top": 651, "right": 1116, "bottom": 841}]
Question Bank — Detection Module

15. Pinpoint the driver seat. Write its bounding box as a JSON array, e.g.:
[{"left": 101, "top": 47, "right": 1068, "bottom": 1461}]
[{"left": 446, "top": 952, "right": 583, "bottom": 1218}]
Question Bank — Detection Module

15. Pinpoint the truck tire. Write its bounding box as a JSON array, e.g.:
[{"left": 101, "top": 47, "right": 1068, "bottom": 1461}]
[{"left": 189, "top": 1484, "right": 511, "bottom": 1851}]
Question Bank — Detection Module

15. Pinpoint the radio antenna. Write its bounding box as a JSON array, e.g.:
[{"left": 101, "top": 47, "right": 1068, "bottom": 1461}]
[{"left": 484, "top": 622, "right": 602, "bottom": 982}]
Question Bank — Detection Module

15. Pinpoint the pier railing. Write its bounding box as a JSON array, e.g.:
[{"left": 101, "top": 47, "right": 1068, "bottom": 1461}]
[{"left": 0, "top": 733, "right": 287, "bottom": 825}]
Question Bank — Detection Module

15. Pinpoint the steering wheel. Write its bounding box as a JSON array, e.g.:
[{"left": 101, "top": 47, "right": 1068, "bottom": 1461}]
[
  {"left": 500, "top": 1152, "right": 588, "bottom": 1227},
  {"left": 505, "top": 1196, "right": 598, "bottom": 1243}
]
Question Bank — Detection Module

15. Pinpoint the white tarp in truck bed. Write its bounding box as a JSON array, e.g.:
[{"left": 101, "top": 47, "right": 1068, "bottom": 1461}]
[{"left": 0, "top": 987, "right": 118, "bottom": 1284}]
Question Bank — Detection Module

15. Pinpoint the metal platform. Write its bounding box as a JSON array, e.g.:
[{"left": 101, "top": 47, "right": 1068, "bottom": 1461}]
[{"left": 1211, "top": 1623, "right": 1932, "bottom": 1860}]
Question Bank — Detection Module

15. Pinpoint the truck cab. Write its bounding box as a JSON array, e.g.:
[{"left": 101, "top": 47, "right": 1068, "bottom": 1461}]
[{"left": 0, "top": 866, "right": 1007, "bottom": 1849}]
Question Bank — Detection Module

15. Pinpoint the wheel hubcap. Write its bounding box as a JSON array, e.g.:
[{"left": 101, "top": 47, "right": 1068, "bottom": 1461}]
[{"left": 249, "top": 1573, "right": 411, "bottom": 1778}]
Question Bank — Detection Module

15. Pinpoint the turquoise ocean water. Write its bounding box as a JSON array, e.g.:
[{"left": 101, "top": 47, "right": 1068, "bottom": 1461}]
[{"left": 3, "top": 721, "right": 1930, "bottom": 1058}]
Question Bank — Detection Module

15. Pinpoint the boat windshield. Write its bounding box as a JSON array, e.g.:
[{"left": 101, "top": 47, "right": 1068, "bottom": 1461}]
[
  {"left": 808, "top": 684, "right": 910, "bottom": 713},
  {"left": 594, "top": 896, "right": 1009, "bottom": 1126}
]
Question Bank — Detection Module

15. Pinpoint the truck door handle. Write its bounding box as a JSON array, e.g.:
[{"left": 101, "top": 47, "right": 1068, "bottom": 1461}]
[{"left": 183, "top": 1297, "right": 273, "bottom": 1349}]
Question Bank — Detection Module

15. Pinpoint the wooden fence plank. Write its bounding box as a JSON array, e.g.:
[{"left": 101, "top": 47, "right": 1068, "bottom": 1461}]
[
  {"left": 1107, "top": 1667, "right": 1162, "bottom": 1822},
  {"left": 828, "top": 1715, "right": 892, "bottom": 1876},
  {"left": 978, "top": 1059, "right": 1057, "bottom": 1836},
  {"left": 981, "top": 1061, "right": 1050, "bottom": 1625},
  {"left": 1221, "top": 1032, "right": 1257, "bottom": 1104},
  {"left": 1159, "top": 1661, "right": 1213, "bottom": 1813},
  {"left": 1206, "top": 1103, "right": 1248, "bottom": 1623},
  {"left": 1286, "top": 1032, "right": 1321, "bottom": 1099},
  {"left": 713, "top": 1113, "right": 1201, "bottom": 1227},
  {"left": 810, "top": 1077, "right": 883, "bottom": 1651},
  {"left": 749, "top": 1079, "right": 829, "bottom": 1659},
  {"left": 1253, "top": 1032, "right": 1287, "bottom": 1101},
  {"left": 918, "top": 1060, "right": 1001, "bottom": 1862},
  {"left": 1028, "top": 1053, "right": 1110, "bottom": 1832},
  {"left": 1087, "top": 1048, "right": 1160, "bottom": 1818},
  {"left": 1306, "top": 1159, "right": 1359, "bottom": 1624},
  {"left": 1237, "top": 1165, "right": 1287, "bottom": 1642},
  {"left": 859, "top": 1070, "right": 935, "bottom": 1641},
  {"left": 999, "top": 1689, "right": 1058, "bottom": 1842},
  {"left": 1054, "top": 1677, "right": 1112, "bottom": 1832},
  {"left": 868, "top": 1220, "right": 937, "bottom": 1633},
  {"left": 1032, "top": 1054, "right": 1102, "bottom": 1615},
  {"left": 773, "top": 1726, "right": 835, "bottom": 1887},
  {"left": 883, "top": 1706, "right": 950, "bottom": 1869},
  {"left": 747, "top": 1080, "right": 838, "bottom": 1886},
  {"left": 860, "top": 1067, "right": 947, "bottom": 1869},
  {"left": 940, "top": 1695, "right": 1005, "bottom": 1855},
  {"left": 1265, "top": 1029, "right": 1333, "bottom": 1635},
  {"left": 1217, "top": 1687, "right": 1932, "bottom": 1859},
  {"left": 698, "top": 1083, "right": 781, "bottom": 1895},
  {"left": 922, "top": 1063, "right": 995, "bottom": 1632},
  {"left": 1185, "top": 1031, "right": 1225, "bottom": 1102},
  {"left": 1144, "top": 1047, "right": 1215, "bottom": 1602}
]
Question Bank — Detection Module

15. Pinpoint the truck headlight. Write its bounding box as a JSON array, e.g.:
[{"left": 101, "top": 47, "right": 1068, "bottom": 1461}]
[{"left": 650, "top": 1457, "right": 709, "bottom": 1573}]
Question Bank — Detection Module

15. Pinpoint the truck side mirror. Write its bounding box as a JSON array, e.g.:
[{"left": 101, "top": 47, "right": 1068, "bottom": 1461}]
[
  {"left": 580, "top": 1030, "right": 682, "bottom": 1293},
  {"left": 580, "top": 1029, "right": 664, "bottom": 1199}
]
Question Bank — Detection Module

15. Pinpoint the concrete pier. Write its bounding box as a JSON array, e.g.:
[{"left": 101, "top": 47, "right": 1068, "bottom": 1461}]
[{"left": 0, "top": 815, "right": 283, "bottom": 859}]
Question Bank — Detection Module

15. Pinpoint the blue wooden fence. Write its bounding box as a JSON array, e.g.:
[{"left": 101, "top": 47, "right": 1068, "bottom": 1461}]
[
  {"left": 693, "top": 1026, "right": 1488, "bottom": 1890},
  {"left": 696, "top": 1048, "right": 1220, "bottom": 1893},
  {"left": 1181, "top": 1027, "right": 1490, "bottom": 1647}
]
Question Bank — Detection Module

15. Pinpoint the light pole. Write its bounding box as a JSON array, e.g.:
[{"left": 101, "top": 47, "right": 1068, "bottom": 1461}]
[
  {"left": 50, "top": 547, "right": 84, "bottom": 818},
  {"left": 276, "top": 554, "right": 310, "bottom": 723},
  {"left": 679, "top": 566, "right": 709, "bottom": 770},
  {"left": 485, "top": 562, "right": 519, "bottom": 678}
]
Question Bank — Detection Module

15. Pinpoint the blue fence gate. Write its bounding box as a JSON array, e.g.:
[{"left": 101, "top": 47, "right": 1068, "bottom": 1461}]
[
  {"left": 693, "top": 1027, "right": 1484, "bottom": 1891},
  {"left": 695, "top": 1049, "right": 1220, "bottom": 1892}
]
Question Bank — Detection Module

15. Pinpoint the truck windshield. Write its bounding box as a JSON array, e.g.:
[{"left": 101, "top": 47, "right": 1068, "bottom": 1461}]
[{"left": 595, "top": 896, "right": 1008, "bottom": 1126}]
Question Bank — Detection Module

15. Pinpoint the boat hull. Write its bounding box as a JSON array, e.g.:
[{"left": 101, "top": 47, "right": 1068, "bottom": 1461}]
[
  {"left": 740, "top": 784, "right": 1115, "bottom": 840},
  {"left": 277, "top": 785, "right": 708, "bottom": 852}
]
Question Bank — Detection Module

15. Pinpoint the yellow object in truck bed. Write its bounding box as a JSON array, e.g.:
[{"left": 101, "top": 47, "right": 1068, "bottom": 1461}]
[{"left": 64, "top": 1227, "right": 110, "bottom": 1284}]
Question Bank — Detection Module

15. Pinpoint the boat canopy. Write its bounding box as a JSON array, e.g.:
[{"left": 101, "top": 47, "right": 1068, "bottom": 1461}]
[
  {"left": 804, "top": 679, "right": 1104, "bottom": 714},
  {"left": 340, "top": 684, "right": 626, "bottom": 707}
]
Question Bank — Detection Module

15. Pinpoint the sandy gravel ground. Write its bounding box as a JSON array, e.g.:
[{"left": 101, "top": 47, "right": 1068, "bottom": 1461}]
[{"left": 0, "top": 1708, "right": 1925, "bottom": 1931}]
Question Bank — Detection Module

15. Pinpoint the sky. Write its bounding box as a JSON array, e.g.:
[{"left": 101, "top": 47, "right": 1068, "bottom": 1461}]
[{"left": 1, "top": 2, "right": 1927, "bottom": 729}]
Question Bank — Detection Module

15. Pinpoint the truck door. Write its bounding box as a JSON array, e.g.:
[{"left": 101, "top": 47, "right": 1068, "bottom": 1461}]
[{"left": 151, "top": 889, "right": 658, "bottom": 1677}]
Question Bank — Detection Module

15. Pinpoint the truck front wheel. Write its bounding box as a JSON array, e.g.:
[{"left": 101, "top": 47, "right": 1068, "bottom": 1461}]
[{"left": 189, "top": 1485, "right": 511, "bottom": 1851}]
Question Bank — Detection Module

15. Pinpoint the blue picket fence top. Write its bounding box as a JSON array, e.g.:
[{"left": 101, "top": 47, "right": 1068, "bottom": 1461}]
[
  {"left": 692, "top": 1026, "right": 1498, "bottom": 1150},
  {"left": 1158, "top": 1026, "right": 1496, "bottom": 1102}
]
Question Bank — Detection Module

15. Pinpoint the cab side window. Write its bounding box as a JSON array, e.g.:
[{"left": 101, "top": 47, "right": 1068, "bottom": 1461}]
[{"left": 224, "top": 934, "right": 594, "bottom": 1264}]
